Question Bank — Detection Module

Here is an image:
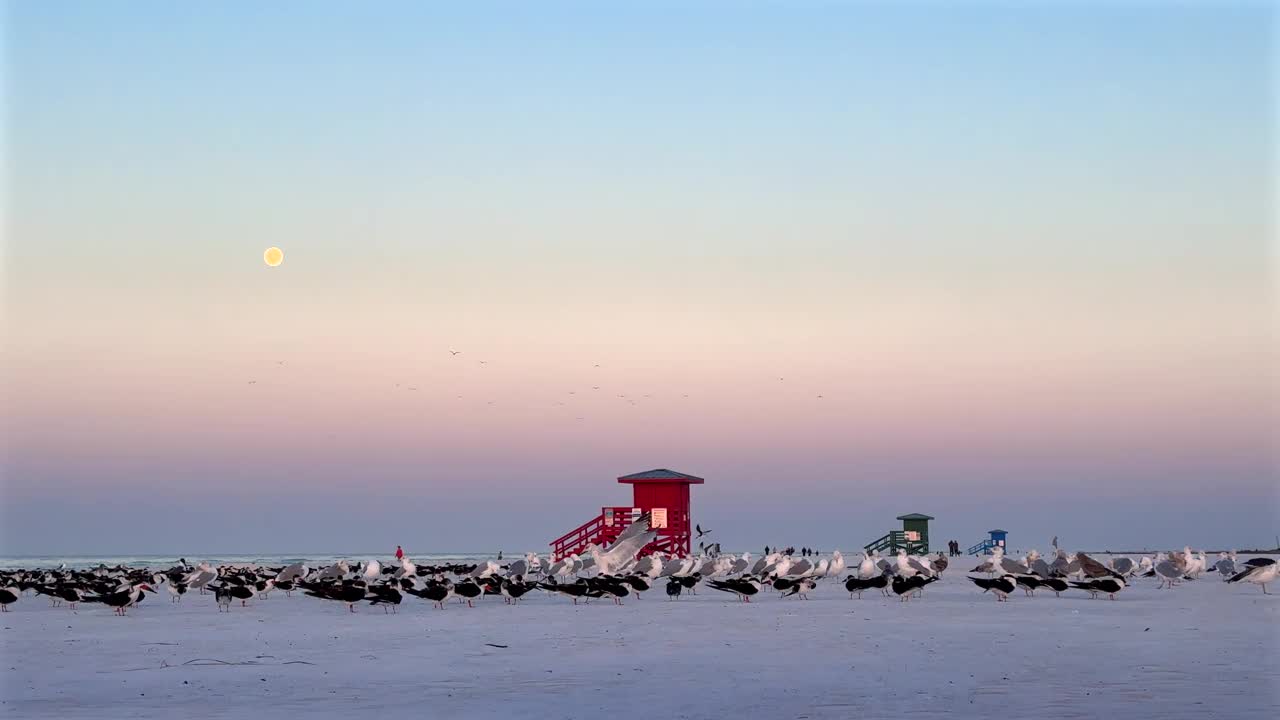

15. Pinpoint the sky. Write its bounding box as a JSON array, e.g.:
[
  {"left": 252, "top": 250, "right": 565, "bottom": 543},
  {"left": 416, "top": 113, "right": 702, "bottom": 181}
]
[{"left": 1, "top": 1, "right": 1276, "bottom": 556}]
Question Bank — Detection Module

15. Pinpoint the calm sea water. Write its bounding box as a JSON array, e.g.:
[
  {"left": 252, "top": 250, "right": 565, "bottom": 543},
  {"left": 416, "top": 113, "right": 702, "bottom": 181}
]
[{"left": 0, "top": 553, "right": 497, "bottom": 570}]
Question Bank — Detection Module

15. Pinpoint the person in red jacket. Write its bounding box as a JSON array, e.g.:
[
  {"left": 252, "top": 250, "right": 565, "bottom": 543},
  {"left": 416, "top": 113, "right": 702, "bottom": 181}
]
[{"left": 395, "top": 545, "right": 404, "bottom": 561}]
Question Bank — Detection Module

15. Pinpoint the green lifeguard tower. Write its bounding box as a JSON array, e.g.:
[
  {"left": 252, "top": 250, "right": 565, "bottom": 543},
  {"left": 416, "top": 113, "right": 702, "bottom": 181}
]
[{"left": 864, "top": 512, "right": 934, "bottom": 555}]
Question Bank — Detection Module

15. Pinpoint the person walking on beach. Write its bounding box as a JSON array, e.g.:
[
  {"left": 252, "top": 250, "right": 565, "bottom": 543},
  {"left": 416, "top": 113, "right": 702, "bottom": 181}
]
[{"left": 395, "top": 545, "right": 404, "bottom": 561}]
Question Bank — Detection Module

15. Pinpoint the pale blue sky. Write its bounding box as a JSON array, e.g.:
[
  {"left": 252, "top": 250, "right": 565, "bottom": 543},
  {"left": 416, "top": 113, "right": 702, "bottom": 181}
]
[{"left": 2, "top": 2, "right": 1275, "bottom": 554}]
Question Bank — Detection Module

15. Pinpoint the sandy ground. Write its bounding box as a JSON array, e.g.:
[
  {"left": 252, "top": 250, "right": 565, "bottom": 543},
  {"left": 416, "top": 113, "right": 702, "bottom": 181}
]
[{"left": 2, "top": 560, "right": 1277, "bottom": 719}]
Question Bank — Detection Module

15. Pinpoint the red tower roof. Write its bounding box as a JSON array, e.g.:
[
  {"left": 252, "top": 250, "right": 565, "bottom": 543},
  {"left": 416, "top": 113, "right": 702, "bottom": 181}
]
[{"left": 617, "top": 468, "right": 705, "bottom": 484}]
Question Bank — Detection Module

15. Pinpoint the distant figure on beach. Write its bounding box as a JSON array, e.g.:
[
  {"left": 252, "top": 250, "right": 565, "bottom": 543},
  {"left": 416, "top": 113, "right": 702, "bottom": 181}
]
[
  {"left": 395, "top": 545, "right": 404, "bottom": 561},
  {"left": 498, "top": 551, "right": 503, "bottom": 561}
]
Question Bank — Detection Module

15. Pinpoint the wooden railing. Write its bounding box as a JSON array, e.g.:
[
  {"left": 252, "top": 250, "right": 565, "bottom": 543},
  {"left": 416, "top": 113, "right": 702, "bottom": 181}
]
[
  {"left": 865, "top": 530, "right": 928, "bottom": 556},
  {"left": 967, "top": 539, "right": 994, "bottom": 556},
  {"left": 550, "top": 506, "right": 691, "bottom": 560}
]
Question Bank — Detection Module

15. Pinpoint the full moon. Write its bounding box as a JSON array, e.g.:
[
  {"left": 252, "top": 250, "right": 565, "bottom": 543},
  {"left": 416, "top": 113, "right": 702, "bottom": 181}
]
[{"left": 263, "top": 247, "right": 284, "bottom": 267}]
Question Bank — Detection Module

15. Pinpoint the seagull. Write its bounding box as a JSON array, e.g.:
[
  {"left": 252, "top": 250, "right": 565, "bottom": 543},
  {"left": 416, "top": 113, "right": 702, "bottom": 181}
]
[
  {"left": 1111, "top": 557, "right": 1136, "bottom": 577},
  {"left": 858, "top": 552, "right": 878, "bottom": 579},
  {"left": 247, "top": 380, "right": 257, "bottom": 385},
  {"left": 449, "top": 349, "right": 462, "bottom": 356},
  {"left": 588, "top": 514, "right": 656, "bottom": 576},
  {"left": 275, "top": 563, "right": 308, "bottom": 583},
  {"left": 1154, "top": 553, "right": 1185, "bottom": 589},
  {"left": 1227, "top": 560, "right": 1278, "bottom": 593},
  {"left": 695, "top": 524, "right": 711, "bottom": 539},
  {"left": 1214, "top": 552, "right": 1238, "bottom": 580}
]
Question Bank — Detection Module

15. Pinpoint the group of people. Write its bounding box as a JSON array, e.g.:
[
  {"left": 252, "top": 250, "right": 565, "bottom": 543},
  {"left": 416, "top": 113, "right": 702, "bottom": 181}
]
[
  {"left": 946, "top": 540, "right": 963, "bottom": 556},
  {"left": 762, "top": 546, "right": 821, "bottom": 557}
]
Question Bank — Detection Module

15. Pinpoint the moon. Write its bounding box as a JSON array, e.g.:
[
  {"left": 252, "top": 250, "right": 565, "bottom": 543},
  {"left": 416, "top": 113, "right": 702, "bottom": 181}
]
[{"left": 263, "top": 247, "right": 284, "bottom": 267}]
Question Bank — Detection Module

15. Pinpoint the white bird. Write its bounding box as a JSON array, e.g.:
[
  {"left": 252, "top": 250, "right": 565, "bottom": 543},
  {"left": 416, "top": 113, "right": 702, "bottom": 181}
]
[
  {"left": 506, "top": 558, "right": 528, "bottom": 578},
  {"left": 394, "top": 557, "right": 417, "bottom": 579},
  {"left": 893, "top": 550, "right": 917, "bottom": 578},
  {"left": 632, "top": 554, "right": 664, "bottom": 580},
  {"left": 827, "top": 550, "right": 846, "bottom": 578},
  {"left": 1227, "top": 560, "right": 1278, "bottom": 593},
  {"left": 184, "top": 564, "right": 217, "bottom": 594},
  {"left": 790, "top": 558, "right": 817, "bottom": 578},
  {"left": 1154, "top": 553, "right": 1185, "bottom": 589},
  {"left": 1214, "top": 552, "right": 1237, "bottom": 580},
  {"left": 672, "top": 556, "right": 699, "bottom": 578},
  {"left": 361, "top": 559, "right": 382, "bottom": 581},
  {"left": 275, "top": 562, "right": 308, "bottom": 583},
  {"left": 589, "top": 515, "right": 657, "bottom": 576},
  {"left": 547, "top": 554, "right": 579, "bottom": 579},
  {"left": 751, "top": 553, "right": 778, "bottom": 576},
  {"left": 858, "top": 552, "right": 878, "bottom": 579},
  {"left": 318, "top": 561, "right": 350, "bottom": 581},
  {"left": 1184, "top": 549, "right": 1207, "bottom": 579}
]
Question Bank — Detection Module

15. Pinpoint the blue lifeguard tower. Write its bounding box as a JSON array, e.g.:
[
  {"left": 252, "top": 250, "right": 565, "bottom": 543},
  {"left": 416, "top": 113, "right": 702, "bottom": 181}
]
[{"left": 967, "top": 529, "right": 1008, "bottom": 556}]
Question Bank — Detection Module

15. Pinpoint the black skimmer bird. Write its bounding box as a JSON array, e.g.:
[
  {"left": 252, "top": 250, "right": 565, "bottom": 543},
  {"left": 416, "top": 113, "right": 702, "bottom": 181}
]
[
  {"left": 592, "top": 577, "right": 631, "bottom": 605},
  {"left": 706, "top": 577, "right": 761, "bottom": 602},
  {"left": 500, "top": 577, "right": 534, "bottom": 604},
  {"left": 620, "top": 575, "right": 650, "bottom": 596},
  {"left": 665, "top": 578, "right": 682, "bottom": 600},
  {"left": 891, "top": 574, "right": 937, "bottom": 601},
  {"left": 843, "top": 575, "right": 874, "bottom": 599},
  {"left": 453, "top": 579, "right": 482, "bottom": 607},
  {"left": 303, "top": 581, "right": 368, "bottom": 612},
  {"left": 0, "top": 585, "right": 19, "bottom": 611},
  {"left": 366, "top": 584, "right": 403, "bottom": 613},
  {"left": 85, "top": 583, "right": 154, "bottom": 615},
  {"left": 154, "top": 574, "right": 187, "bottom": 603},
  {"left": 1227, "top": 560, "right": 1278, "bottom": 594},
  {"left": 968, "top": 574, "right": 1016, "bottom": 602},
  {"left": 253, "top": 578, "right": 276, "bottom": 598},
  {"left": 676, "top": 573, "right": 701, "bottom": 595},
  {"left": 1040, "top": 577, "right": 1069, "bottom": 596},
  {"left": 405, "top": 578, "right": 453, "bottom": 609},
  {"left": 780, "top": 577, "right": 817, "bottom": 600},
  {"left": 539, "top": 578, "right": 592, "bottom": 604},
  {"left": 1013, "top": 575, "right": 1046, "bottom": 596},
  {"left": 211, "top": 582, "right": 255, "bottom": 610},
  {"left": 37, "top": 584, "right": 85, "bottom": 609},
  {"left": 1070, "top": 576, "right": 1127, "bottom": 600}
]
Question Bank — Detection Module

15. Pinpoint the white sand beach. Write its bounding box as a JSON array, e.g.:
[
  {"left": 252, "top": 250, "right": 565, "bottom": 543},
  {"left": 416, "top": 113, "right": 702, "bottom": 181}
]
[{"left": 3, "top": 558, "right": 1276, "bottom": 719}]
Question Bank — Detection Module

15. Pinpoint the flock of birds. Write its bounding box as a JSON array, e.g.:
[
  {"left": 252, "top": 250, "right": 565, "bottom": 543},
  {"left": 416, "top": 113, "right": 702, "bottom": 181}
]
[
  {"left": 244, "top": 351, "right": 831, "bottom": 420},
  {"left": 1, "top": 521, "right": 1275, "bottom": 616}
]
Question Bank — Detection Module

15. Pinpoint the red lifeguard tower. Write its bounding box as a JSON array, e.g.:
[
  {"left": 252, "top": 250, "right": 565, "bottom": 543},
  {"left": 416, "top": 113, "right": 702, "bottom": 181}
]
[{"left": 549, "top": 468, "right": 704, "bottom": 560}]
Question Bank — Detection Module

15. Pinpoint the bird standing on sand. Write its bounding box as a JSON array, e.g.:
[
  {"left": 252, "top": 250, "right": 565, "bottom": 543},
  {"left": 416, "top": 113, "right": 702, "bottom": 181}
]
[{"left": 1227, "top": 559, "right": 1277, "bottom": 594}]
